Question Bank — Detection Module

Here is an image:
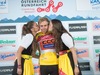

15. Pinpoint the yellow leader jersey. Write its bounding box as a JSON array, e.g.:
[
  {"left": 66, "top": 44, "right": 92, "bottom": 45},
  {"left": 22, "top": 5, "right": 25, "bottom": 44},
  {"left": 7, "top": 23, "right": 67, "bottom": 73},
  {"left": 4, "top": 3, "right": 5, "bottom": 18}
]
[{"left": 35, "top": 32, "right": 58, "bottom": 65}]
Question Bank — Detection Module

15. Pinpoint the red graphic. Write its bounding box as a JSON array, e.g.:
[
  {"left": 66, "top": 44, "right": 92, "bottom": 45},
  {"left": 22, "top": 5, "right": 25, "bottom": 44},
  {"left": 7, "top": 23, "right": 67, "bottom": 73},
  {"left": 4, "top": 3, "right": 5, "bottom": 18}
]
[
  {"left": 59, "top": 69, "right": 66, "bottom": 75},
  {"left": 37, "top": 0, "right": 63, "bottom": 13},
  {"left": 39, "top": 38, "right": 54, "bottom": 50}
]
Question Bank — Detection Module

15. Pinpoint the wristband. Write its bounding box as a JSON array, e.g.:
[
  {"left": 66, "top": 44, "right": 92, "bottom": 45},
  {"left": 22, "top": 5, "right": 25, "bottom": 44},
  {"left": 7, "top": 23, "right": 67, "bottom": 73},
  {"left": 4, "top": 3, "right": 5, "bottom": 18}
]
[
  {"left": 17, "top": 65, "right": 21, "bottom": 69},
  {"left": 75, "top": 64, "right": 79, "bottom": 67}
]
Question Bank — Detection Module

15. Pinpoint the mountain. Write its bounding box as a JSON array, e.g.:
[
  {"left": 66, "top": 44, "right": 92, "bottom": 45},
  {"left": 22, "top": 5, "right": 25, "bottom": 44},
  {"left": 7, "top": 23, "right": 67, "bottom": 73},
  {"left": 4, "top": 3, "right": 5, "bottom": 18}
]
[
  {"left": 0, "top": 14, "right": 100, "bottom": 23},
  {"left": 44, "top": 15, "right": 51, "bottom": 20},
  {"left": 55, "top": 15, "right": 70, "bottom": 21},
  {"left": 33, "top": 15, "right": 41, "bottom": 22},
  {"left": 93, "top": 16, "right": 100, "bottom": 20},
  {"left": 0, "top": 19, "right": 14, "bottom": 23},
  {"left": 28, "top": 15, "right": 35, "bottom": 20},
  {"left": 85, "top": 17, "right": 94, "bottom": 20},
  {"left": 0, "top": 18, "right": 8, "bottom": 21},
  {"left": 49, "top": 14, "right": 57, "bottom": 19},
  {"left": 71, "top": 16, "right": 85, "bottom": 20},
  {"left": 15, "top": 16, "right": 30, "bottom": 22}
]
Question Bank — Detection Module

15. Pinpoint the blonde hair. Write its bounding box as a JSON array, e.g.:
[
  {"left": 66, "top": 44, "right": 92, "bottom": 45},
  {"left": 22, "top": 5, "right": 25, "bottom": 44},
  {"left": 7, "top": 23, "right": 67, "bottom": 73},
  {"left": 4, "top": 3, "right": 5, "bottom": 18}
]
[{"left": 38, "top": 17, "right": 50, "bottom": 25}]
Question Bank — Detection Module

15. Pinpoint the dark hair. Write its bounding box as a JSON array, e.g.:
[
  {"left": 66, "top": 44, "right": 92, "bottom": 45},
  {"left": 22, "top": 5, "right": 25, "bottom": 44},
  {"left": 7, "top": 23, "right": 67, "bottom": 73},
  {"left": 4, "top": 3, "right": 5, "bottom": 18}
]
[
  {"left": 22, "top": 21, "right": 35, "bottom": 35},
  {"left": 51, "top": 19, "right": 74, "bottom": 53}
]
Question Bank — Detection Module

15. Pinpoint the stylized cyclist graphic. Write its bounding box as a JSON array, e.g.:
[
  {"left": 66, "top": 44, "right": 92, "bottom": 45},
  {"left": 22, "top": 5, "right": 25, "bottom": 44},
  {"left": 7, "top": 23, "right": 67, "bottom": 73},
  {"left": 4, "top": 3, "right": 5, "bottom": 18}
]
[{"left": 37, "top": 0, "right": 63, "bottom": 13}]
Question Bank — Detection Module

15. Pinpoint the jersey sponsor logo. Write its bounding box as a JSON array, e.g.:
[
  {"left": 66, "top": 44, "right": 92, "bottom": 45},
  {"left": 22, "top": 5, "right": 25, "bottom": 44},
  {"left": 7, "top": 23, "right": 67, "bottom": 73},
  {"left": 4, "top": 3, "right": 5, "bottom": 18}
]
[{"left": 39, "top": 39, "right": 55, "bottom": 50}]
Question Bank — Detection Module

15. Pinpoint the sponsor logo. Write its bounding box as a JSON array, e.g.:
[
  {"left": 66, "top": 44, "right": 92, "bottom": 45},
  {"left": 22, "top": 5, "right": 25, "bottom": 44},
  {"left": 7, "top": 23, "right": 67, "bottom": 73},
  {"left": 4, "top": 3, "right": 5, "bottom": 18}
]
[
  {"left": 76, "top": 0, "right": 100, "bottom": 10},
  {"left": 21, "top": 0, "right": 47, "bottom": 7},
  {"left": 69, "top": 23, "right": 87, "bottom": 32},
  {"left": 21, "top": 0, "right": 63, "bottom": 13},
  {"left": 0, "top": 66, "right": 13, "bottom": 74},
  {"left": 40, "top": 38, "right": 55, "bottom": 50},
  {"left": 79, "top": 62, "right": 90, "bottom": 71},
  {"left": 73, "top": 36, "right": 88, "bottom": 46},
  {"left": 93, "top": 36, "right": 100, "bottom": 44},
  {"left": 0, "top": 0, "right": 6, "bottom": 6},
  {"left": 0, "top": 52, "right": 16, "bottom": 61},
  {"left": 93, "top": 22, "right": 100, "bottom": 31},
  {"left": 94, "top": 48, "right": 100, "bottom": 57},
  {"left": 0, "top": 37, "right": 17, "bottom": 52},
  {"left": 0, "top": 0, "right": 8, "bottom": 14},
  {"left": 38, "top": 35, "right": 55, "bottom": 50},
  {"left": 74, "top": 37, "right": 87, "bottom": 41},
  {"left": 95, "top": 48, "right": 100, "bottom": 53},
  {"left": 0, "top": 39, "right": 16, "bottom": 46},
  {"left": 77, "top": 48, "right": 89, "bottom": 58},
  {"left": 0, "top": 38, "right": 17, "bottom": 52},
  {"left": 37, "top": 0, "right": 63, "bottom": 12},
  {"left": 0, "top": 26, "right": 16, "bottom": 34},
  {"left": 90, "top": 0, "right": 100, "bottom": 6}
]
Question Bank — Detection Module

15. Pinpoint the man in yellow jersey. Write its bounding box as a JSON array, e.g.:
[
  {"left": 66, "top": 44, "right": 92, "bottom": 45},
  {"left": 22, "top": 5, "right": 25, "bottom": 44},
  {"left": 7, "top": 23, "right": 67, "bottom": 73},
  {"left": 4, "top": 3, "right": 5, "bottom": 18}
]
[{"left": 35, "top": 17, "right": 58, "bottom": 75}]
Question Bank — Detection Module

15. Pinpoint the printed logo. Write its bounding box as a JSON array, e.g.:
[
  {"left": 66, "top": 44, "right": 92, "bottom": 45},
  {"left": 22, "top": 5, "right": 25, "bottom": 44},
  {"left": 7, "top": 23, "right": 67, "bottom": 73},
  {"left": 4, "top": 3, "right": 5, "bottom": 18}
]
[
  {"left": 90, "top": 0, "right": 100, "bottom": 6},
  {"left": 77, "top": 48, "right": 89, "bottom": 58},
  {"left": 0, "top": 66, "right": 13, "bottom": 75},
  {"left": 95, "top": 48, "right": 100, "bottom": 53},
  {"left": 92, "top": 22, "right": 100, "bottom": 31},
  {"left": 69, "top": 23, "right": 87, "bottom": 32},
  {"left": 21, "top": 0, "right": 47, "bottom": 7},
  {"left": 37, "top": 0, "right": 63, "bottom": 12},
  {"left": 90, "top": 0, "right": 100, "bottom": 10},
  {"left": 21, "top": 0, "right": 63, "bottom": 13},
  {"left": 40, "top": 38, "right": 55, "bottom": 50},
  {"left": 0, "top": 0, "right": 6, "bottom": 6},
  {"left": 0, "top": 37, "right": 17, "bottom": 51},
  {"left": 0, "top": 0, "right": 8, "bottom": 14},
  {"left": 0, "top": 52, "right": 16, "bottom": 61},
  {"left": 0, "top": 26, "right": 16, "bottom": 34},
  {"left": 79, "top": 62, "right": 90, "bottom": 71},
  {"left": 76, "top": 0, "right": 100, "bottom": 10},
  {"left": 0, "top": 39, "right": 16, "bottom": 46},
  {"left": 73, "top": 36, "right": 88, "bottom": 46},
  {"left": 93, "top": 36, "right": 100, "bottom": 44}
]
